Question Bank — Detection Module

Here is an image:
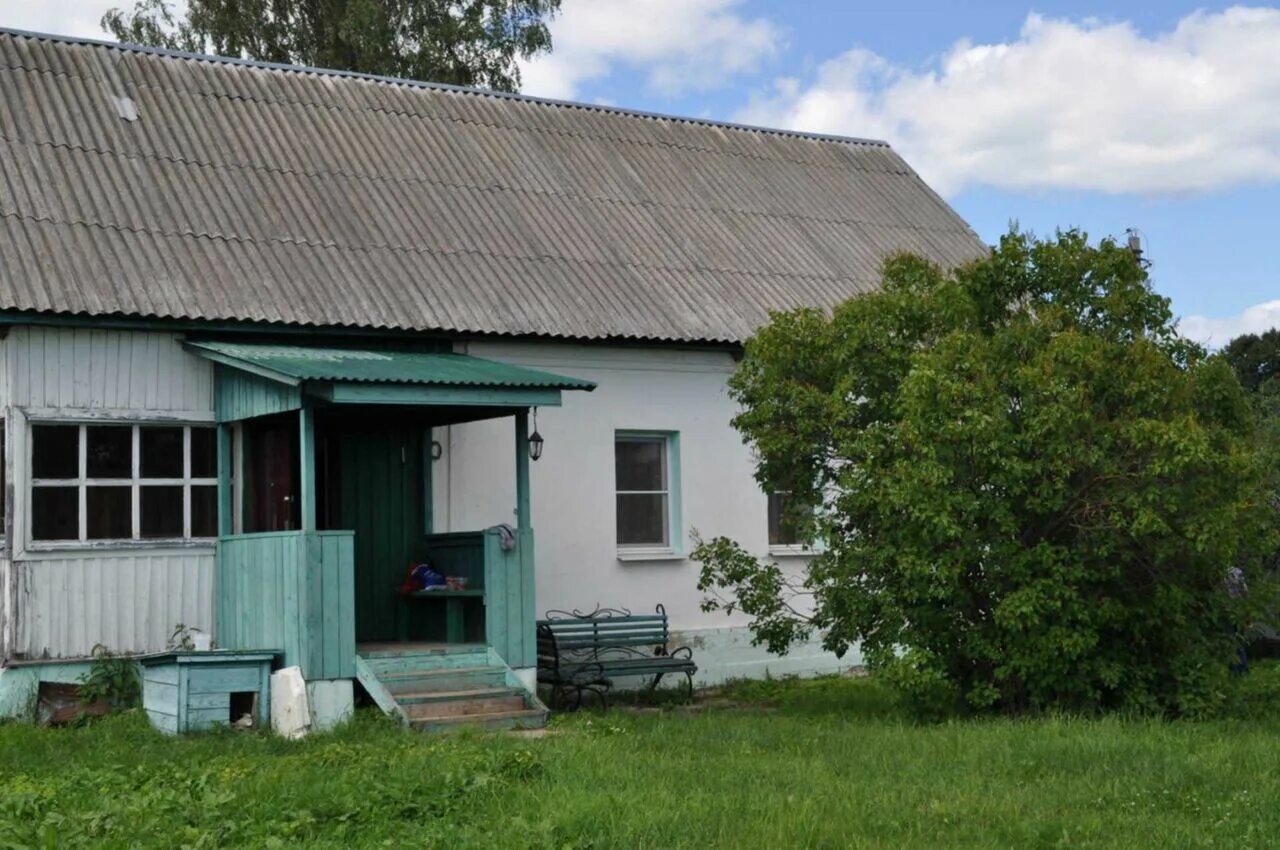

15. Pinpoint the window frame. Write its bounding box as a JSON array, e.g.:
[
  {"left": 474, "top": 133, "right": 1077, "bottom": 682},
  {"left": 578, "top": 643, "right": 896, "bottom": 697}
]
[
  {"left": 767, "top": 491, "right": 815, "bottom": 557},
  {"left": 614, "top": 430, "right": 682, "bottom": 560},
  {"left": 28, "top": 421, "right": 218, "bottom": 549}
]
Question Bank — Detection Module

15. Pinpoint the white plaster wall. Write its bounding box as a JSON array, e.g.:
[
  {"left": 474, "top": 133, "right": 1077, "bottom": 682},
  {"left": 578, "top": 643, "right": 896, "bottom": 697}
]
[
  {"left": 2, "top": 327, "right": 217, "bottom": 660},
  {"left": 440, "top": 340, "right": 843, "bottom": 682}
]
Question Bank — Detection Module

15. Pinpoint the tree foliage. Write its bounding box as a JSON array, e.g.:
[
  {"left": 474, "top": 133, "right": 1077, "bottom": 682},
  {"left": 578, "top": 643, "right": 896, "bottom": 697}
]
[
  {"left": 696, "top": 230, "right": 1280, "bottom": 717},
  {"left": 101, "top": 0, "right": 560, "bottom": 92},
  {"left": 1222, "top": 328, "right": 1280, "bottom": 395}
]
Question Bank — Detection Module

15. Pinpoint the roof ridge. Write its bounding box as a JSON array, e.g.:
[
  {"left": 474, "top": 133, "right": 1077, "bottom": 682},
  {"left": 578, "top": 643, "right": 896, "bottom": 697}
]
[{"left": 0, "top": 26, "right": 892, "bottom": 150}]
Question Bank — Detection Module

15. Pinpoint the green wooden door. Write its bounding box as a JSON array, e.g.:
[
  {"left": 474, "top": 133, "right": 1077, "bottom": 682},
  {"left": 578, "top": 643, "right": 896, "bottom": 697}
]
[{"left": 337, "top": 427, "right": 426, "bottom": 643}]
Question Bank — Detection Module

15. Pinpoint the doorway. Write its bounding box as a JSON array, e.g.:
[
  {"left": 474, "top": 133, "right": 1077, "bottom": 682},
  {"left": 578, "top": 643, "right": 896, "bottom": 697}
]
[{"left": 318, "top": 418, "right": 430, "bottom": 643}]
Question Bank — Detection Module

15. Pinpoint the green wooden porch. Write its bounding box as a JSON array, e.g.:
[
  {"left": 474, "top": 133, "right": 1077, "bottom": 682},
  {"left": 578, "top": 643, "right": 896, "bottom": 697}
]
[{"left": 191, "top": 342, "right": 593, "bottom": 687}]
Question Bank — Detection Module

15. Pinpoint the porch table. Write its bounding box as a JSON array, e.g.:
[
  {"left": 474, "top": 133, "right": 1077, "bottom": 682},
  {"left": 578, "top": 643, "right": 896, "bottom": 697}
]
[{"left": 397, "top": 589, "right": 484, "bottom": 643}]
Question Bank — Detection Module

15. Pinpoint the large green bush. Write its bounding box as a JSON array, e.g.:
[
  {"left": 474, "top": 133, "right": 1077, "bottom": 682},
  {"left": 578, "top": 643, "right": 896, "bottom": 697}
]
[{"left": 696, "top": 230, "right": 1279, "bottom": 717}]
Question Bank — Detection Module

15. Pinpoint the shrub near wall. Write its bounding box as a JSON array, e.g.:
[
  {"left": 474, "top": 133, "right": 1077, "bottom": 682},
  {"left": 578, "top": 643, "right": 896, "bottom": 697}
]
[{"left": 697, "top": 230, "right": 1280, "bottom": 717}]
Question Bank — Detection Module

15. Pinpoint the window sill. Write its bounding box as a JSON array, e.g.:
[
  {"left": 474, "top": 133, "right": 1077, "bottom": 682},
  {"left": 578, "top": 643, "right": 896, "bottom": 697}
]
[
  {"left": 769, "top": 545, "right": 817, "bottom": 558},
  {"left": 21, "top": 539, "right": 217, "bottom": 557},
  {"left": 616, "top": 549, "right": 685, "bottom": 563}
]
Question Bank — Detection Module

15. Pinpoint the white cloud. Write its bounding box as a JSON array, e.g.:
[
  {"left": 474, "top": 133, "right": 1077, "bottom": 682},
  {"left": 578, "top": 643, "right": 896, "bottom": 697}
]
[
  {"left": 1180, "top": 300, "right": 1280, "bottom": 347},
  {"left": 520, "top": 0, "right": 781, "bottom": 101},
  {"left": 736, "top": 7, "right": 1280, "bottom": 196},
  {"left": 3, "top": 0, "right": 116, "bottom": 39}
]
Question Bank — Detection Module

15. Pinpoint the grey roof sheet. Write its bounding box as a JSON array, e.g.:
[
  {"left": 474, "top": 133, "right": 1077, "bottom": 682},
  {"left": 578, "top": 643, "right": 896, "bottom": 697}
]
[{"left": 0, "top": 29, "right": 988, "bottom": 343}]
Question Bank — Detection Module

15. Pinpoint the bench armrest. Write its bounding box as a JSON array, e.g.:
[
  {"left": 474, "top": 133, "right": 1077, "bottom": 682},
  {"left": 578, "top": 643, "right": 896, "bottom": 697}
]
[{"left": 667, "top": 645, "right": 694, "bottom": 661}]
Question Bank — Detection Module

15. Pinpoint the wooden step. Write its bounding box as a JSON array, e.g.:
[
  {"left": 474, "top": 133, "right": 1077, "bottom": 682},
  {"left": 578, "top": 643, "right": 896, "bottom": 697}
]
[
  {"left": 359, "top": 652, "right": 491, "bottom": 677},
  {"left": 407, "top": 707, "right": 547, "bottom": 733},
  {"left": 380, "top": 666, "right": 508, "bottom": 694},
  {"left": 402, "top": 689, "right": 528, "bottom": 718}
]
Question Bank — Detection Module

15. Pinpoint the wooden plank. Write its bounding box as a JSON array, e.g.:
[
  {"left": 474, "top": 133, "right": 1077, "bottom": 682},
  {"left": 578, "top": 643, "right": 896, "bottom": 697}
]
[
  {"left": 514, "top": 411, "right": 531, "bottom": 530},
  {"left": 314, "top": 383, "right": 563, "bottom": 407},
  {"left": 217, "top": 423, "right": 232, "bottom": 536},
  {"left": 148, "top": 711, "right": 179, "bottom": 735},
  {"left": 299, "top": 406, "right": 316, "bottom": 532},
  {"left": 332, "top": 532, "right": 356, "bottom": 679},
  {"left": 187, "top": 666, "right": 262, "bottom": 694},
  {"left": 484, "top": 531, "right": 508, "bottom": 662},
  {"left": 353, "top": 655, "right": 402, "bottom": 721},
  {"left": 520, "top": 528, "right": 536, "bottom": 668},
  {"left": 316, "top": 534, "right": 335, "bottom": 677},
  {"left": 143, "top": 681, "right": 178, "bottom": 713},
  {"left": 186, "top": 707, "right": 232, "bottom": 730},
  {"left": 187, "top": 692, "right": 231, "bottom": 711}
]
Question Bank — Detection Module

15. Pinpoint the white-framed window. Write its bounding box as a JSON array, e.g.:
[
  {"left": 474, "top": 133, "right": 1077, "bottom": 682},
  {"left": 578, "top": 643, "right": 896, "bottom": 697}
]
[
  {"left": 767, "top": 491, "right": 821, "bottom": 556},
  {"left": 768, "top": 492, "right": 801, "bottom": 547},
  {"left": 29, "top": 422, "right": 218, "bottom": 544},
  {"left": 615, "top": 431, "right": 680, "bottom": 555}
]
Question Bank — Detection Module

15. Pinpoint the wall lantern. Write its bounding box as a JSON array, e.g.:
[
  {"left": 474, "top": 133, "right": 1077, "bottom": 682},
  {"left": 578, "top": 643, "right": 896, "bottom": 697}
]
[{"left": 528, "top": 408, "right": 544, "bottom": 462}]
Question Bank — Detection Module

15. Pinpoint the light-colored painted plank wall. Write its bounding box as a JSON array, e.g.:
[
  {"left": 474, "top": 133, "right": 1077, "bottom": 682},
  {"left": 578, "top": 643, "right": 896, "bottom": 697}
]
[
  {"left": 14, "top": 552, "right": 215, "bottom": 659},
  {"left": 8, "top": 326, "right": 213, "bottom": 414}
]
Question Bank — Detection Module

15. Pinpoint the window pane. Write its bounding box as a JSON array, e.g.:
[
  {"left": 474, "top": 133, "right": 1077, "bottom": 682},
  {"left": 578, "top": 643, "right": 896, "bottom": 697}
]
[
  {"left": 140, "top": 427, "right": 184, "bottom": 478},
  {"left": 615, "top": 438, "right": 666, "bottom": 492},
  {"left": 31, "top": 486, "right": 78, "bottom": 540},
  {"left": 617, "top": 493, "right": 667, "bottom": 546},
  {"left": 191, "top": 485, "right": 218, "bottom": 538},
  {"left": 86, "top": 485, "right": 131, "bottom": 539},
  {"left": 32, "top": 425, "right": 79, "bottom": 479},
  {"left": 768, "top": 493, "right": 800, "bottom": 546},
  {"left": 140, "top": 485, "right": 183, "bottom": 538},
  {"left": 190, "top": 427, "right": 217, "bottom": 478},
  {"left": 86, "top": 425, "right": 132, "bottom": 479}
]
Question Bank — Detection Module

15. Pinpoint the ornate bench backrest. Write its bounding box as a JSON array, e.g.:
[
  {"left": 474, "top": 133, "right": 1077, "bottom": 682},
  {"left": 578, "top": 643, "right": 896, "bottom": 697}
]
[{"left": 537, "top": 605, "right": 671, "bottom": 663}]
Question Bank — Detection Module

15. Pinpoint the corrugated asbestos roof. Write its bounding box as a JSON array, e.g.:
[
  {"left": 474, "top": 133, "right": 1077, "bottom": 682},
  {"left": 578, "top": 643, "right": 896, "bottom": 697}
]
[
  {"left": 0, "top": 29, "right": 988, "bottom": 344},
  {"left": 185, "top": 340, "right": 597, "bottom": 389}
]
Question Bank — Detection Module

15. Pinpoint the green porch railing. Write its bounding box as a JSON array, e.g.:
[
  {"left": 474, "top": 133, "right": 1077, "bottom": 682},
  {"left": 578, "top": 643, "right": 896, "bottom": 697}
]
[
  {"left": 216, "top": 530, "right": 356, "bottom": 680},
  {"left": 483, "top": 527, "right": 536, "bottom": 669}
]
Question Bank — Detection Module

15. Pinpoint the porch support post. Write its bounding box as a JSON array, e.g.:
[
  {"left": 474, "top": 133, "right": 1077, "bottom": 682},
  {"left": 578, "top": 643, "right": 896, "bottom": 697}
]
[
  {"left": 299, "top": 404, "right": 316, "bottom": 531},
  {"left": 515, "top": 408, "right": 531, "bottom": 529},
  {"left": 217, "top": 423, "right": 232, "bottom": 536}
]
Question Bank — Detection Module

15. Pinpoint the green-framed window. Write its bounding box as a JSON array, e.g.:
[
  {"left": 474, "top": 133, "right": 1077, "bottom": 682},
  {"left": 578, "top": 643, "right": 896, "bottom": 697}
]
[{"left": 615, "top": 430, "right": 681, "bottom": 553}]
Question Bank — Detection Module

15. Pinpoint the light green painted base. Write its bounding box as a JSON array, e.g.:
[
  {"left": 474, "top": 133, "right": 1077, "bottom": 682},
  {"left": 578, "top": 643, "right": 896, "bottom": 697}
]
[
  {"left": 306, "top": 679, "right": 354, "bottom": 731},
  {"left": 0, "top": 662, "right": 95, "bottom": 721}
]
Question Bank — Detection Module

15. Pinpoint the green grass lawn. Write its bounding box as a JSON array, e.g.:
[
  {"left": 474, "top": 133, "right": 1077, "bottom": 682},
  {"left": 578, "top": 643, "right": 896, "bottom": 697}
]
[{"left": 3, "top": 671, "right": 1280, "bottom": 849}]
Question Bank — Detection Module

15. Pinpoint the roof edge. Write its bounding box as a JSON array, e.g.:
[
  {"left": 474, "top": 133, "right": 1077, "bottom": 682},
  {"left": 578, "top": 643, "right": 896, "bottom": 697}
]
[{"left": 0, "top": 26, "right": 892, "bottom": 150}]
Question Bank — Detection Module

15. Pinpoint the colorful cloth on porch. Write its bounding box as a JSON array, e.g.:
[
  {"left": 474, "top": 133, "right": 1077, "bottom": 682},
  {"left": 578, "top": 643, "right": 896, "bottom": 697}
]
[{"left": 399, "top": 562, "right": 445, "bottom": 595}]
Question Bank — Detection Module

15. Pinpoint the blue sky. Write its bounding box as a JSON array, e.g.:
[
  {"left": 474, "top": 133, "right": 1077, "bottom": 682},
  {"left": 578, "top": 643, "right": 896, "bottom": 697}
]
[{"left": 12, "top": 0, "right": 1280, "bottom": 344}]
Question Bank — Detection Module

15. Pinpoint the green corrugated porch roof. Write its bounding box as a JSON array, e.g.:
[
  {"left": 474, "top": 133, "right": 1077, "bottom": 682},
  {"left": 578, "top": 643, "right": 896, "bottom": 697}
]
[{"left": 185, "top": 341, "right": 596, "bottom": 390}]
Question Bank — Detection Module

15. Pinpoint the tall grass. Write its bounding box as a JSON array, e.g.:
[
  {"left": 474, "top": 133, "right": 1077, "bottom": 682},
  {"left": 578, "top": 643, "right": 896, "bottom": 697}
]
[{"left": 2, "top": 670, "right": 1279, "bottom": 848}]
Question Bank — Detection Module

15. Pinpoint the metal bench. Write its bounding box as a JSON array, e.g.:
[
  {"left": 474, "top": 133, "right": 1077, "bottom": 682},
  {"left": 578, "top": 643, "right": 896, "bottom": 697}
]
[{"left": 536, "top": 604, "right": 696, "bottom": 710}]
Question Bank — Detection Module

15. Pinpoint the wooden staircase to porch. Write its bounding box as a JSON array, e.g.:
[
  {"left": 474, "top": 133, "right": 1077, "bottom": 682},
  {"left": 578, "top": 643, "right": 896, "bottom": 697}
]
[{"left": 354, "top": 645, "right": 547, "bottom": 732}]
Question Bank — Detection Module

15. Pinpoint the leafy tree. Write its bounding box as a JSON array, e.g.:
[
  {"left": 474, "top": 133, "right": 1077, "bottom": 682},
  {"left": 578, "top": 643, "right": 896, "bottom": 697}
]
[
  {"left": 1222, "top": 329, "right": 1280, "bottom": 423},
  {"left": 101, "top": 0, "right": 560, "bottom": 92},
  {"left": 1222, "top": 329, "right": 1280, "bottom": 394},
  {"left": 696, "top": 230, "right": 1279, "bottom": 717}
]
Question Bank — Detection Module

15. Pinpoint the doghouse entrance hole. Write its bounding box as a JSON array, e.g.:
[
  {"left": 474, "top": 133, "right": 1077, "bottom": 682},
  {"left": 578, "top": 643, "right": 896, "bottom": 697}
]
[{"left": 230, "top": 691, "right": 258, "bottom": 726}]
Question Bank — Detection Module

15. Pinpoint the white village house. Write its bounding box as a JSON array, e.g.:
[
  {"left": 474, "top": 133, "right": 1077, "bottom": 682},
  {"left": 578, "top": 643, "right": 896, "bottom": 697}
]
[{"left": 0, "top": 29, "right": 985, "bottom": 727}]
